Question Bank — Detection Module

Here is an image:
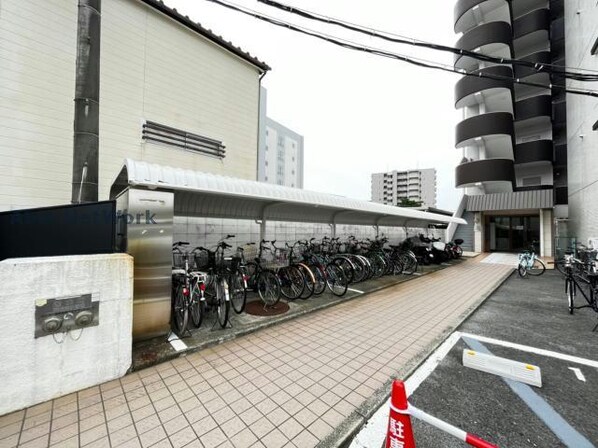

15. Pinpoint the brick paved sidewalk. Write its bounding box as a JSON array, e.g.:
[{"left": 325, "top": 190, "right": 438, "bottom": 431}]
[{"left": 0, "top": 259, "right": 513, "bottom": 448}]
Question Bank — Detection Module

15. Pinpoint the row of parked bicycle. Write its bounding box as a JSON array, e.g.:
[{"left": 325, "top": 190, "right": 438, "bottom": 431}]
[
  {"left": 170, "top": 234, "right": 465, "bottom": 335},
  {"left": 518, "top": 241, "right": 598, "bottom": 330},
  {"left": 556, "top": 243, "right": 598, "bottom": 330}
]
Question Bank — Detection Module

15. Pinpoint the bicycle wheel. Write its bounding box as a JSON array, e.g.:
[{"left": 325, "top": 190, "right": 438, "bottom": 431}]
[
  {"left": 455, "top": 246, "right": 463, "bottom": 258},
  {"left": 333, "top": 257, "right": 355, "bottom": 284},
  {"left": 245, "top": 262, "right": 258, "bottom": 291},
  {"left": 350, "top": 256, "right": 367, "bottom": 283},
  {"left": 528, "top": 258, "right": 546, "bottom": 276},
  {"left": 391, "top": 257, "right": 403, "bottom": 275},
  {"left": 400, "top": 253, "right": 417, "bottom": 275},
  {"left": 517, "top": 262, "right": 527, "bottom": 277},
  {"left": 555, "top": 258, "right": 567, "bottom": 276},
  {"left": 215, "top": 279, "right": 230, "bottom": 328},
  {"left": 228, "top": 270, "right": 247, "bottom": 314},
  {"left": 278, "top": 266, "right": 305, "bottom": 300},
  {"left": 173, "top": 285, "right": 189, "bottom": 334},
  {"left": 297, "top": 263, "right": 315, "bottom": 299},
  {"left": 258, "top": 270, "right": 281, "bottom": 306},
  {"left": 369, "top": 254, "right": 386, "bottom": 278},
  {"left": 309, "top": 264, "right": 327, "bottom": 295},
  {"left": 325, "top": 262, "right": 348, "bottom": 297},
  {"left": 566, "top": 278, "right": 574, "bottom": 314},
  {"left": 190, "top": 285, "right": 204, "bottom": 328}
]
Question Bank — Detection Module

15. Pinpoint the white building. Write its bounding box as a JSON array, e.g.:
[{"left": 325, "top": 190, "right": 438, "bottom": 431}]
[
  {"left": 564, "top": 2, "right": 598, "bottom": 245},
  {"left": 371, "top": 169, "right": 437, "bottom": 208},
  {"left": 0, "top": 0, "right": 269, "bottom": 211},
  {"left": 257, "top": 88, "right": 304, "bottom": 188}
]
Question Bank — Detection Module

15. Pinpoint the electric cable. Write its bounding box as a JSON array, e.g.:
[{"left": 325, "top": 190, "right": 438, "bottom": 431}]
[
  {"left": 201, "top": 0, "right": 598, "bottom": 98},
  {"left": 257, "top": 0, "right": 598, "bottom": 81}
]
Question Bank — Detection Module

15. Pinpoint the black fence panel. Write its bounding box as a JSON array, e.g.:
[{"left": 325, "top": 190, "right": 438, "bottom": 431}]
[{"left": 0, "top": 201, "right": 116, "bottom": 261}]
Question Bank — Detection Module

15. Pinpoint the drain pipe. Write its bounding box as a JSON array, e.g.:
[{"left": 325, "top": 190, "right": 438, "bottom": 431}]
[{"left": 71, "top": 0, "right": 101, "bottom": 203}]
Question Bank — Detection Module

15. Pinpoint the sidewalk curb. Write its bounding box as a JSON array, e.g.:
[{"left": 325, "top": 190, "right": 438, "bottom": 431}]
[
  {"left": 315, "top": 268, "right": 515, "bottom": 448},
  {"left": 131, "top": 259, "right": 471, "bottom": 372}
]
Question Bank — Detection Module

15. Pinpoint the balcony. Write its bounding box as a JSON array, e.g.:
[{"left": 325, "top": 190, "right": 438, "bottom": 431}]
[
  {"left": 455, "top": 112, "right": 515, "bottom": 159},
  {"left": 514, "top": 140, "right": 553, "bottom": 165},
  {"left": 455, "top": 158, "right": 515, "bottom": 190},
  {"left": 455, "top": 66, "right": 514, "bottom": 110},
  {"left": 513, "top": 51, "right": 551, "bottom": 79},
  {"left": 513, "top": 9, "right": 551, "bottom": 58},
  {"left": 455, "top": 21, "right": 513, "bottom": 71},
  {"left": 514, "top": 95, "right": 552, "bottom": 123},
  {"left": 454, "top": 0, "right": 510, "bottom": 34}
]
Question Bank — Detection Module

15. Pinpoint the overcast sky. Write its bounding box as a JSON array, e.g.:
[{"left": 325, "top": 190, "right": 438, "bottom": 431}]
[{"left": 164, "top": 0, "right": 464, "bottom": 210}]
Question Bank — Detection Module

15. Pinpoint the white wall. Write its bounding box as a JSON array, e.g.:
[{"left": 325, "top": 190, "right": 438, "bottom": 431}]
[
  {"left": 0, "top": 0, "right": 263, "bottom": 211},
  {"left": 0, "top": 254, "right": 133, "bottom": 416},
  {"left": 172, "top": 217, "right": 436, "bottom": 254},
  {"left": 0, "top": 0, "right": 78, "bottom": 211},
  {"left": 565, "top": 0, "right": 598, "bottom": 242}
]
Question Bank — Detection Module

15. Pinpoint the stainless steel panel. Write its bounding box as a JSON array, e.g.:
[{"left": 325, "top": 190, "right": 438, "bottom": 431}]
[{"left": 117, "top": 189, "right": 174, "bottom": 341}]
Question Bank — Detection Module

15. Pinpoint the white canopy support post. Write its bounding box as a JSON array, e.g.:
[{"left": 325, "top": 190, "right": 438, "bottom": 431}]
[
  {"left": 330, "top": 223, "right": 336, "bottom": 238},
  {"left": 259, "top": 201, "right": 283, "bottom": 242},
  {"left": 260, "top": 219, "right": 267, "bottom": 243}
]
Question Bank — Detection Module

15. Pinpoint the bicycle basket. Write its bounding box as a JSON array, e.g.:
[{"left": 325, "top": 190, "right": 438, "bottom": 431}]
[
  {"left": 241, "top": 245, "right": 258, "bottom": 262},
  {"left": 194, "top": 250, "right": 215, "bottom": 270},
  {"left": 172, "top": 252, "right": 187, "bottom": 269}
]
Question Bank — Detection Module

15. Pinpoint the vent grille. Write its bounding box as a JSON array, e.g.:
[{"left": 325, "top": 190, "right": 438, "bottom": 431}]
[{"left": 142, "top": 121, "right": 225, "bottom": 159}]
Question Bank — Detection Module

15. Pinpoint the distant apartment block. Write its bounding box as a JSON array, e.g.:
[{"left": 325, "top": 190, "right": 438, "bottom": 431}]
[
  {"left": 258, "top": 88, "right": 304, "bottom": 188},
  {"left": 371, "top": 169, "right": 437, "bottom": 208}
]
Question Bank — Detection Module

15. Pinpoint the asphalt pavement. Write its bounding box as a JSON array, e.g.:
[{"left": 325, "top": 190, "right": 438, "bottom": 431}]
[{"left": 408, "top": 270, "right": 598, "bottom": 447}]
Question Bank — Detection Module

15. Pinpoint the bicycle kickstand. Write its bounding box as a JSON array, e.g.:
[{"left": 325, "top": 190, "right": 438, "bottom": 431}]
[{"left": 210, "top": 317, "right": 233, "bottom": 332}]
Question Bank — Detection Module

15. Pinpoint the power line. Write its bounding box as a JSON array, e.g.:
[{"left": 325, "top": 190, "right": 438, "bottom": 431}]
[
  {"left": 257, "top": 0, "right": 598, "bottom": 82},
  {"left": 201, "top": 0, "right": 598, "bottom": 98}
]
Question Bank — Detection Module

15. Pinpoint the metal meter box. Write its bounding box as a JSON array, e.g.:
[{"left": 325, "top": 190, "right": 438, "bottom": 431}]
[{"left": 34, "top": 294, "right": 99, "bottom": 338}]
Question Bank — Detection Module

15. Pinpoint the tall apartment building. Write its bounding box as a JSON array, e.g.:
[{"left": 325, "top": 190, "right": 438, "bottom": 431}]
[
  {"left": 565, "top": 3, "right": 598, "bottom": 245},
  {"left": 257, "top": 89, "right": 304, "bottom": 188},
  {"left": 0, "top": 0, "right": 268, "bottom": 211},
  {"left": 450, "top": 0, "right": 568, "bottom": 255},
  {"left": 371, "top": 169, "right": 437, "bottom": 208}
]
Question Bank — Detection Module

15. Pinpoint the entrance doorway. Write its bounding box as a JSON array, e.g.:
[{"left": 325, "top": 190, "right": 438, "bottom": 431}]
[{"left": 485, "top": 215, "right": 540, "bottom": 253}]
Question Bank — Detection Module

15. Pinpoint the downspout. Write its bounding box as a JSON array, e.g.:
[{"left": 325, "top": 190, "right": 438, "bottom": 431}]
[
  {"left": 72, "top": 0, "right": 101, "bottom": 203},
  {"left": 256, "top": 71, "right": 268, "bottom": 182}
]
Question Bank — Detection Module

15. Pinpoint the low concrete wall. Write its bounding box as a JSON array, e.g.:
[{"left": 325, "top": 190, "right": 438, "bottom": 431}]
[{"left": 0, "top": 254, "right": 133, "bottom": 416}]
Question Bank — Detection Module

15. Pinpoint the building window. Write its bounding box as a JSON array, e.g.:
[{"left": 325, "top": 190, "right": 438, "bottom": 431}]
[
  {"left": 292, "top": 157, "right": 295, "bottom": 162},
  {"left": 266, "top": 129, "right": 269, "bottom": 136},
  {"left": 265, "top": 145, "right": 268, "bottom": 151},
  {"left": 265, "top": 176, "right": 268, "bottom": 181},
  {"left": 292, "top": 183, "right": 295, "bottom": 187},
  {"left": 265, "top": 161, "right": 268, "bottom": 166},
  {"left": 278, "top": 136, "right": 284, "bottom": 147},
  {"left": 142, "top": 121, "right": 225, "bottom": 158}
]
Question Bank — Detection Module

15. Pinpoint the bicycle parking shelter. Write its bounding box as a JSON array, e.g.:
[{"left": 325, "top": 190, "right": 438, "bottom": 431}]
[{"left": 110, "top": 159, "right": 467, "bottom": 341}]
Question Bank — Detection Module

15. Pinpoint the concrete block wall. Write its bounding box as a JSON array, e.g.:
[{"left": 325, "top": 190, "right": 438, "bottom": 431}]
[{"left": 0, "top": 254, "right": 133, "bottom": 416}]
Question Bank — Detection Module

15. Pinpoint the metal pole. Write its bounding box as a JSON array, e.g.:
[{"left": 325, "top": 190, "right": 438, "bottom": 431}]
[{"left": 72, "top": 0, "right": 101, "bottom": 203}]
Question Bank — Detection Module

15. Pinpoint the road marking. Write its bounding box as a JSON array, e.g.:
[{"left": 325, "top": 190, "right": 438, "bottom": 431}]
[
  {"left": 461, "top": 332, "right": 598, "bottom": 369},
  {"left": 347, "top": 288, "right": 364, "bottom": 294},
  {"left": 412, "top": 272, "right": 423, "bottom": 276},
  {"left": 405, "top": 332, "right": 462, "bottom": 395},
  {"left": 349, "top": 332, "right": 461, "bottom": 448},
  {"left": 569, "top": 367, "right": 587, "bottom": 382},
  {"left": 464, "top": 337, "right": 595, "bottom": 448},
  {"left": 168, "top": 332, "right": 187, "bottom": 352}
]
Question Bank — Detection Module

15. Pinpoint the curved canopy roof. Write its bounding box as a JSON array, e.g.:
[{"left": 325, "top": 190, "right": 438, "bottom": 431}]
[{"left": 110, "top": 159, "right": 466, "bottom": 228}]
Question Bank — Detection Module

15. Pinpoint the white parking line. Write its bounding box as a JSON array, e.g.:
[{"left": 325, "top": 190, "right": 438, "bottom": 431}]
[
  {"left": 168, "top": 332, "right": 187, "bottom": 352},
  {"left": 460, "top": 332, "right": 598, "bottom": 369},
  {"left": 569, "top": 367, "right": 587, "bottom": 382},
  {"left": 349, "top": 332, "right": 461, "bottom": 448},
  {"left": 347, "top": 288, "right": 364, "bottom": 294},
  {"left": 350, "top": 331, "right": 598, "bottom": 448}
]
